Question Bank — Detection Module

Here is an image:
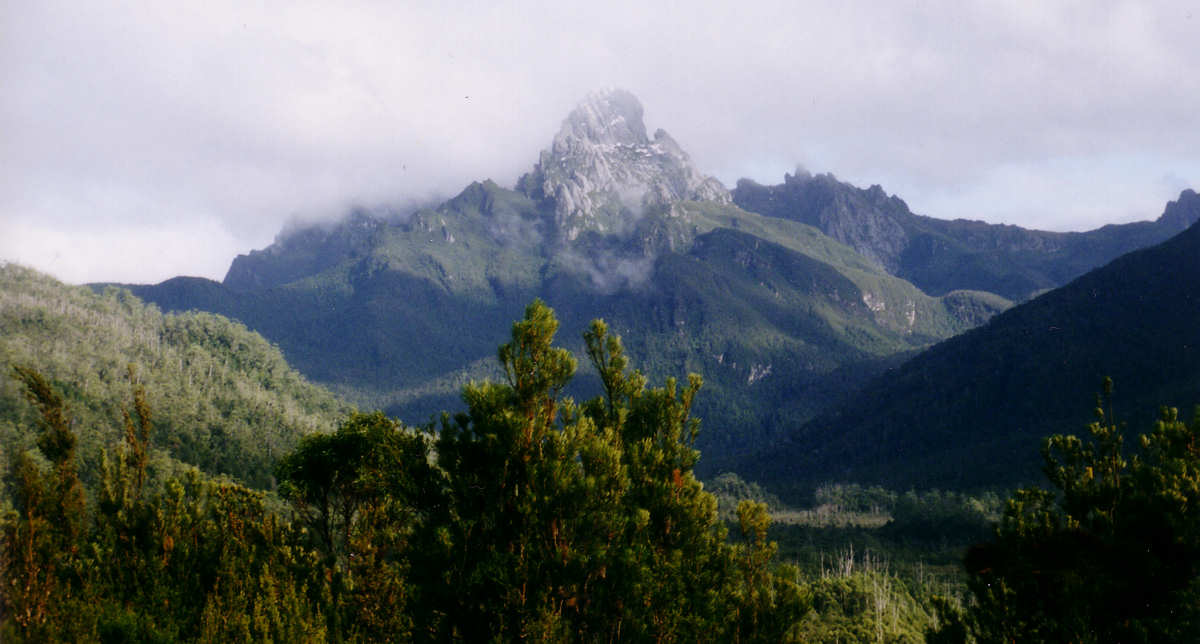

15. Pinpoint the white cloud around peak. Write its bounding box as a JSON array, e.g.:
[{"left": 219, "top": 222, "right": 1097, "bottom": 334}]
[{"left": 2, "top": 0, "right": 1197, "bottom": 282}]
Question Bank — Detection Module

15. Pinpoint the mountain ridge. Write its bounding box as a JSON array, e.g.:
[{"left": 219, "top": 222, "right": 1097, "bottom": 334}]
[
  {"left": 733, "top": 170, "right": 1200, "bottom": 300},
  {"left": 743, "top": 216, "right": 1200, "bottom": 499},
  {"left": 121, "top": 181, "right": 1007, "bottom": 473},
  {"left": 102, "top": 89, "right": 1193, "bottom": 482}
]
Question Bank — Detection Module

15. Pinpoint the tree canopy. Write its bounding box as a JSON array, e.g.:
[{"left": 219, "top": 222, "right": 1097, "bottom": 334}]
[
  {"left": 944, "top": 382, "right": 1200, "bottom": 643},
  {"left": 2, "top": 300, "right": 808, "bottom": 642}
]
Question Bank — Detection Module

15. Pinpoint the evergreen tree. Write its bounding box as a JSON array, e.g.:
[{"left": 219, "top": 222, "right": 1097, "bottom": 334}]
[
  {"left": 2, "top": 366, "right": 87, "bottom": 640},
  {"left": 1, "top": 302, "right": 810, "bottom": 641},
  {"left": 2, "top": 366, "right": 327, "bottom": 642},
  {"left": 581, "top": 318, "right": 737, "bottom": 641},
  {"left": 415, "top": 301, "right": 630, "bottom": 640},
  {"left": 276, "top": 411, "right": 435, "bottom": 641},
  {"left": 957, "top": 382, "right": 1200, "bottom": 642}
]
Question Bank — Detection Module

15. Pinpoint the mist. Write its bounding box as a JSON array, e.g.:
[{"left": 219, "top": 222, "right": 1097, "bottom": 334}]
[{"left": 3, "top": 1, "right": 1198, "bottom": 283}]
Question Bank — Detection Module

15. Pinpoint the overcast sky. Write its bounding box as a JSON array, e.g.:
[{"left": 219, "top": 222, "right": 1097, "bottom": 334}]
[{"left": 3, "top": 1, "right": 1198, "bottom": 284}]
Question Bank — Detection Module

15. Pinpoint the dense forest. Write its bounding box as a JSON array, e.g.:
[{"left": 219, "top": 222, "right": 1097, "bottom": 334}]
[
  {"left": 746, "top": 212, "right": 1200, "bottom": 496},
  {"left": 0, "top": 300, "right": 930, "bottom": 641},
  {"left": 124, "top": 186, "right": 1013, "bottom": 479},
  {"left": 0, "top": 263, "right": 346, "bottom": 491},
  {"left": 6, "top": 288, "right": 1200, "bottom": 641}
]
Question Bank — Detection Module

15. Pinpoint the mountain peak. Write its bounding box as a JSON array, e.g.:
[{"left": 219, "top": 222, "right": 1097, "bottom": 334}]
[
  {"left": 518, "top": 89, "right": 729, "bottom": 241},
  {"left": 1158, "top": 188, "right": 1200, "bottom": 233},
  {"left": 554, "top": 88, "right": 649, "bottom": 147},
  {"left": 732, "top": 170, "right": 913, "bottom": 272}
]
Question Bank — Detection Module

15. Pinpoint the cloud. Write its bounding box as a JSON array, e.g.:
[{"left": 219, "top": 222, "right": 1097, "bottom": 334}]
[
  {"left": 3, "top": 0, "right": 1198, "bottom": 282},
  {"left": 0, "top": 214, "right": 242, "bottom": 285},
  {"left": 554, "top": 245, "right": 657, "bottom": 295}
]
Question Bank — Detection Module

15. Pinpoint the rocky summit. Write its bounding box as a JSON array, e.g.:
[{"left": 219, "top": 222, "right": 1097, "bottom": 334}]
[
  {"left": 1159, "top": 188, "right": 1200, "bottom": 232},
  {"left": 518, "top": 89, "right": 729, "bottom": 241}
]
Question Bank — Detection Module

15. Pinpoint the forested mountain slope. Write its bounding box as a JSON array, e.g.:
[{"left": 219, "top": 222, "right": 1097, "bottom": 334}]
[
  {"left": 122, "top": 91, "right": 1012, "bottom": 474},
  {"left": 0, "top": 263, "right": 346, "bottom": 489},
  {"left": 734, "top": 171, "right": 1200, "bottom": 300},
  {"left": 745, "top": 218, "right": 1200, "bottom": 498},
  {"left": 125, "top": 196, "right": 1010, "bottom": 473}
]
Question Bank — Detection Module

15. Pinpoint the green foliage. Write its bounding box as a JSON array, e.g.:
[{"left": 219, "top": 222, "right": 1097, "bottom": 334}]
[
  {"left": 1, "top": 367, "right": 328, "bottom": 642},
  {"left": 884, "top": 490, "right": 997, "bottom": 545},
  {"left": 4, "top": 301, "right": 846, "bottom": 641},
  {"left": 731, "top": 172, "right": 1193, "bottom": 301},
  {"left": 0, "top": 263, "right": 346, "bottom": 491},
  {"left": 581, "top": 318, "right": 733, "bottom": 641},
  {"left": 710, "top": 479, "right": 1002, "bottom": 643},
  {"left": 731, "top": 500, "right": 801, "bottom": 638},
  {"left": 708, "top": 471, "right": 785, "bottom": 520},
  {"left": 788, "top": 566, "right": 935, "bottom": 644},
  {"left": 417, "top": 301, "right": 620, "bottom": 639},
  {"left": 2, "top": 294, "right": 1009, "bottom": 642},
  {"left": 954, "top": 389, "right": 1200, "bottom": 643},
  {"left": 127, "top": 186, "right": 1012, "bottom": 480},
  {"left": 750, "top": 218, "right": 1200, "bottom": 496},
  {"left": 2, "top": 365, "right": 87, "bottom": 639},
  {"left": 410, "top": 302, "right": 766, "bottom": 640},
  {"left": 275, "top": 411, "right": 435, "bottom": 641}
]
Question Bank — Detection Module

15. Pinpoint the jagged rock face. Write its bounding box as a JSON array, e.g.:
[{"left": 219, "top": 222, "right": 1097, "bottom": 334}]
[
  {"left": 734, "top": 170, "right": 1200, "bottom": 300},
  {"left": 1159, "top": 189, "right": 1200, "bottom": 233},
  {"left": 223, "top": 210, "right": 383, "bottom": 291},
  {"left": 734, "top": 169, "right": 912, "bottom": 272},
  {"left": 518, "top": 89, "right": 729, "bottom": 241}
]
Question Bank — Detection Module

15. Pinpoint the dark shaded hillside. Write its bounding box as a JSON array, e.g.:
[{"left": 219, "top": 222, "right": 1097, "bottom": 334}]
[
  {"left": 538, "top": 228, "right": 939, "bottom": 465},
  {"left": 733, "top": 171, "right": 1200, "bottom": 300},
  {"left": 745, "top": 219, "right": 1200, "bottom": 499}
]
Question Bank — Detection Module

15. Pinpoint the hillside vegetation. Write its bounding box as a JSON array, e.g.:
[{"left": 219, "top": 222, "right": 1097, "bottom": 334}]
[
  {"left": 0, "top": 263, "right": 346, "bottom": 489},
  {"left": 125, "top": 185, "right": 1010, "bottom": 474},
  {"left": 746, "top": 217, "right": 1200, "bottom": 498},
  {"left": 1, "top": 300, "right": 959, "bottom": 642},
  {"left": 11, "top": 278, "right": 1196, "bottom": 641},
  {"left": 733, "top": 173, "right": 1200, "bottom": 300}
]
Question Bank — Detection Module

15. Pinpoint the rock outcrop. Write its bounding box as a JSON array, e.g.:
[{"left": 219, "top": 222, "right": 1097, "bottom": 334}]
[
  {"left": 734, "top": 169, "right": 913, "bottom": 272},
  {"left": 518, "top": 89, "right": 729, "bottom": 241},
  {"left": 734, "top": 171, "right": 1200, "bottom": 300},
  {"left": 1158, "top": 188, "right": 1200, "bottom": 233},
  {"left": 223, "top": 209, "right": 384, "bottom": 291}
]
